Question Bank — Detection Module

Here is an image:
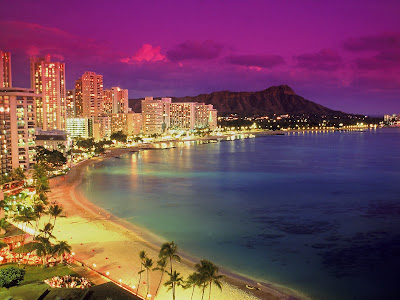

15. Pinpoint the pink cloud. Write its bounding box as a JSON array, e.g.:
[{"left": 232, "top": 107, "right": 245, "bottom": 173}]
[
  {"left": 121, "top": 44, "right": 166, "bottom": 64},
  {"left": 0, "top": 21, "right": 120, "bottom": 64}
]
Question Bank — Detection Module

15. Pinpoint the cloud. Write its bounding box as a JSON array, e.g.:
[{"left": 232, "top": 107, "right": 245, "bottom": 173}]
[
  {"left": 343, "top": 32, "right": 400, "bottom": 52},
  {"left": 0, "top": 20, "right": 120, "bottom": 64},
  {"left": 120, "top": 44, "right": 166, "bottom": 64},
  {"left": 166, "top": 40, "right": 224, "bottom": 61},
  {"left": 226, "top": 54, "right": 285, "bottom": 69},
  {"left": 294, "top": 49, "right": 343, "bottom": 71}
]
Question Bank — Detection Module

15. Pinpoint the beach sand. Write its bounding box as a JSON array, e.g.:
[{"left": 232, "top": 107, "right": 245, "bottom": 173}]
[{"left": 46, "top": 147, "right": 303, "bottom": 300}]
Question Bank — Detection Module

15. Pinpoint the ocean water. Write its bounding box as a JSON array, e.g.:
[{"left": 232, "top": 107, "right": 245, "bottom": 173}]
[{"left": 81, "top": 128, "right": 400, "bottom": 300}]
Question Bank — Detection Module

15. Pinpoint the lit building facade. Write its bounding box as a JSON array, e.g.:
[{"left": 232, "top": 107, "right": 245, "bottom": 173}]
[
  {"left": 110, "top": 113, "right": 142, "bottom": 136},
  {"left": 0, "top": 51, "right": 12, "bottom": 88},
  {"left": 66, "top": 89, "right": 76, "bottom": 118},
  {"left": 0, "top": 88, "right": 39, "bottom": 175},
  {"left": 141, "top": 97, "right": 218, "bottom": 134},
  {"left": 93, "top": 116, "right": 111, "bottom": 140},
  {"left": 141, "top": 97, "right": 171, "bottom": 134},
  {"left": 74, "top": 79, "right": 83, "bottom": 117},
  {"left": 35, "top": 134, "right": 68, "bottom": 153},
  {"left": 66, "top": 118, "right": 93, "bottom": 138},
  {"left": 103, "top": 87, "right": 129, "bottom": 115},
  {"left": 78, "top": 72, "right": 103, "bottom": 119},
  {"left": 169, "top": 102, "right": 196, "bottom": 131},
  {"left": 30, "top": 55, "right": 66, "bottom": 131},
  {"left": 208, "top": 106, "right": 218, "bottom": 130}
]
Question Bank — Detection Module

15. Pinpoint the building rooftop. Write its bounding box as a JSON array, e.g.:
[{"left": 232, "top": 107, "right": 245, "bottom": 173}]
[{"left": 35, "top": 135, "right": 67, "bottom": 141}]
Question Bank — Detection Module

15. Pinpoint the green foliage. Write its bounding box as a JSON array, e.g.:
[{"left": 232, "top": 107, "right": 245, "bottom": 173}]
[
  {"left": 0, "top": 266, "right": 25, "bottom": 289},
  {"left": 35, "top": 146, "right": 67, "bottom": 168},
  {"left": 75, "top": 138, "right": 95, "bottom": 149},
  {"left": 110, "top": 131, "right": 127, "bottom": 143}
]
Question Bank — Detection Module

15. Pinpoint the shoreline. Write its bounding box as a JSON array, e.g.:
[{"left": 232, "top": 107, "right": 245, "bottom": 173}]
[{"left": 49, "top": 144, "right": 308, "bottom": 300}]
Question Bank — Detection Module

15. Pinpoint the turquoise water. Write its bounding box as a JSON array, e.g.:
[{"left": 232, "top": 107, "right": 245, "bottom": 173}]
[{"left": 81, "top": 128, "right": 400, "bottom": 300}]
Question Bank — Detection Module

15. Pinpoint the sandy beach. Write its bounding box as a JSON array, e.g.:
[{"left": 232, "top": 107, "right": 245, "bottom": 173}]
[{"left": 46, "top": 146, "right": 305, "bottom": 300}]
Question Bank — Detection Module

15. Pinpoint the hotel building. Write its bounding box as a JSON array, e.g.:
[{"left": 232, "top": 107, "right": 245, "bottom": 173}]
[
  {"left": 169, "top": 102, "right": 196, "bottom": 131},
  {"left": 0, "top": 51, "right": 12, "bottom": 88},
  {"left": 110, "top": 112, "right": 142, "bottom": 136},
  {"left": 93, "top": 116, "right": 111, "bottom": 140},
  {"left": 141, "top": 97, "right": 171, "bottom": 134},
  {"left": 141, "top": 97, "right": 218, "bottom": 134},
  {"left": 66, "top": 117, "right": 93, "bottom": 139},
  {"left": 30, "top": 55, "right": 66, "bottom": 131},
  {"left": 66, "top": 89, "right": 76, "bottom": 118},
  {"left": 74, "top": 79, "right": 83, "bottom": 117},
  {"left": 0, "top": 88, "right": 39, "bottom": 175},
  {"left": 77, "top": 72, "right": 103, "bottom": 119},
  {"left": 103, "top": 87, "right": 129, "bottom": 115}
]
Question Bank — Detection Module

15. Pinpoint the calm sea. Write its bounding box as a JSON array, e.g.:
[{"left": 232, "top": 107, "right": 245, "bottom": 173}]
[{"left": 81, "top": 128, "right": 400, "bottom": 300}]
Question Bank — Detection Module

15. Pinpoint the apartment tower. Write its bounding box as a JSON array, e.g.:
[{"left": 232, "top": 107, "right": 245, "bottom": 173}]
[
  {"left": 30, "top": 55, "right": 66, "bottom": 131},
  {"left": 0, "top": 88, "right": 39, "bottom": 175},
  {"left": 77, "top": 71, "right": 103, "bottom": 118},
  {"left": 0, "top": 51, "right": 12, "bottom": 88}
]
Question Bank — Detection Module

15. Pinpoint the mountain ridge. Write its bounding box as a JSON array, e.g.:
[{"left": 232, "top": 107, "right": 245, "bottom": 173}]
[{"left": 128, "top": 85, "right": 347, "bottom": 116}]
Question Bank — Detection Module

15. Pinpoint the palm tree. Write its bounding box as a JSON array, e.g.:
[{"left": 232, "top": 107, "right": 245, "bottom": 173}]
[
  {"left": 164, "top": 270, "right": 184, "bottom": 300},
  {"left": 53, "top": 240, "right": 72, "bottom": 264},
  {"left": 33, "top": 203, "right": 46, "bottom": 238},
  {"left": 0, "top": 218, "right": 8, "bottom": 235},
  {"left": 139, "top": 258, "right": 153, "bottom": 298},
  {"left": 153, "top": 257, "right": 167, "bottom": 298},
  {"left": 38, "top": 223, "right": 55, "bottom": 239},
  {"left": 12, "top": 167, "right": 26, "bottom": 182},
  {"left": 48, "top": 204, "right": 64, "bottom": 233},
  {"left": 32, "top": 163, "right": 50, "bottom": 195},
  {"left": 35, "top": 192, "right": 49, "bottom": 206},
  {"left": 136, "top": 250, "right": 147, "bottom": 296},
  {"left": 194, "top": 260, "right": 224, "bottom": 300},
  {"left": 34, "top": 236, "right": 52, "bottom": 266},
  {"left": 13, "top": 207, "right": 35, "bottom": 263},
  {"left": 184, "top": 272, "right": 202, "bottom": 300},
  {"left": 159, "top": 241, "right": 181, "bottom": 274}
]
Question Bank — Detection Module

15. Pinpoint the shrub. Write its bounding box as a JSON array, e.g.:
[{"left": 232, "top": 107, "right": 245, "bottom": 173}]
[{"left": 0, "top": 266, "right": 25, "bottom": 289}]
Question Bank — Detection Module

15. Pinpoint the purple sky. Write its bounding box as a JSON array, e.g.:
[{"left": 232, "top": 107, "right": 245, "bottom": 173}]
[{"left": 1, "top": 0, "right": 399, "bottom": 115}]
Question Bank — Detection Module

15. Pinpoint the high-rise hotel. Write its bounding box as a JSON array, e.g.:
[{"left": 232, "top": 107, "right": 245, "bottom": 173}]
[
  {"left": 76, "top": 71, "right": 103, "bottom": 118},
  {"left": 30, "top": 55, "right": 66, "bottom": 131},
  {"left": 0, "top": 51, "right": 12, "bottom": 88},
  {"left": 0, "top": 88, "right": 40, "bottom": 175}
]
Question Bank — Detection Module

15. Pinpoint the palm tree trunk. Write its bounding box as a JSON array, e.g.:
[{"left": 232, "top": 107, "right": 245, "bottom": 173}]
[
  {"left": 34, "top": 217, "right": 39, "bottom": 238},
  {"left": 170, "top": 256, "right": 173, "bottom": 274},
  {"left": 172, "top": 283, "right": 176, "bottom": 300},
  {"left": 146, "top": 269, "right": 149, "bottom": 298},
  {"left": 201, "top": 283, "right": 206, "bottom": 300},
  {"left": 137, "top": 266, "right": 142, "bottom": 295},
  {"left": 208, "top": 282, "right": 212, "bottom": 300},
  {"left": 191, "top": 286, "right": 195, "bottom": 300},
  {"left": 154, "top": 271, "right": 164, "bottom": 297}
]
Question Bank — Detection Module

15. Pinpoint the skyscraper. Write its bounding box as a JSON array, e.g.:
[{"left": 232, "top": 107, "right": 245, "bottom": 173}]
[
  {"left": 0, "top": 88, "right": 39, "bottom": 175},
  {"left": 0, "top": 51, "right": 12, "bottom": 88},
  {"left": 78, "top": 71, "right": 103, "bottom": 118},
  {"left": 103, "top": 87, "right": 129, "bottom": 114},
  {"left": 30, "top": 55, "right": 66, "bottom": 131},
  {"left": 66, "top": 89, "right": 76, "bottom": 118}
]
